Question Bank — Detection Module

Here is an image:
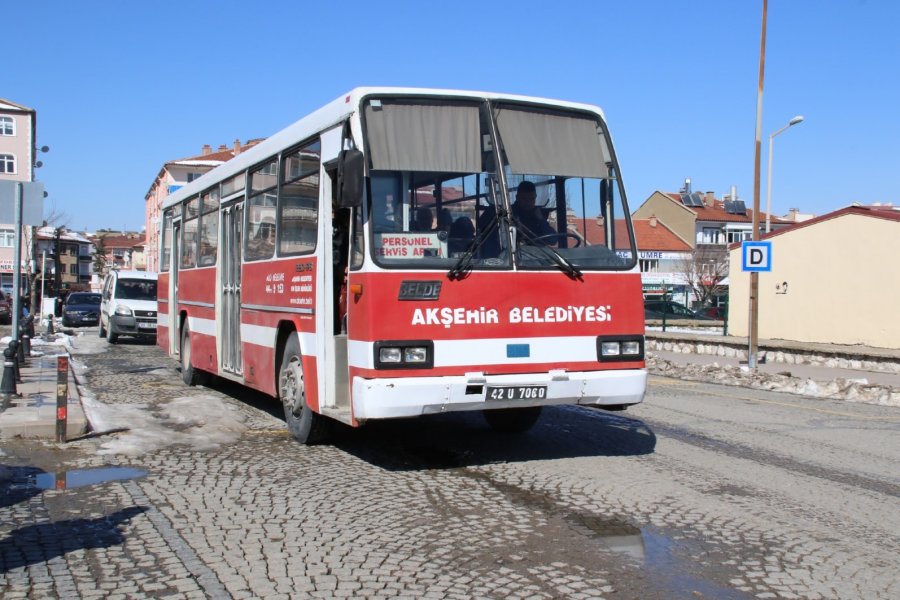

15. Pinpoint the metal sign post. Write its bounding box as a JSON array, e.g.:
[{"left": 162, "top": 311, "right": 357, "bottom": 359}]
[
  {"left": 0, "top": 180, "right": 45, "bottom": 333},
  {"left": 11, "top": 183, "right": 23, "bottom": 340}
]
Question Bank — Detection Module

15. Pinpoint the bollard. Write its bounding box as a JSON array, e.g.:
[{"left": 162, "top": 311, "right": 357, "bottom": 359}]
[
  {"left": 16, "top": 329, "right": 25, "bottom": 366},
  {"left": 22, "top": 334, "right": 31, "bottom": 358},
  {"left": 56, "top": 355, "right": 69, "bottom": 443},
  {"left": 1, "top": 342, "right": 18, "bottom": 398},
  {"left": 46, "top": 316, "right": 55, "bottom": 336},
  {"left": 10, "top": 340, "right": 21, "bottom": 384}
]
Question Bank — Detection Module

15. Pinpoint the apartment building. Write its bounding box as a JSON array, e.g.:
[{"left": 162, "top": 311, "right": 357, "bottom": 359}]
[
  {"left": 0, "top": 98, "right": 37, "bottom": 294},
  {"left": 632, "top": 180, "right": 793, "bottom": 309},
  {"left": 144, "top": 140, "right": 261, "bottom": 272}
]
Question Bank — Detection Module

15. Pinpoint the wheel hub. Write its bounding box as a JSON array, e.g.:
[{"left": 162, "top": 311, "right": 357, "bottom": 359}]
[{"left": 280, "top": 359, "right": 305, "bottom": 416}]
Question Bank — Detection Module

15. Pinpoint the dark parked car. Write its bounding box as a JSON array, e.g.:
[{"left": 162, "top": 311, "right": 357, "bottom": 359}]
[
  {"left": 61, "top": 292, "right": 102, "bottom": 327},
  {"left": 694, "top": 305, "right": 727, "bottom": 320},
  {"left": 0, "top": 299, "right": 10, "bottom": 325},
  {"left": 644, "top": 300, "right": 714, "bottom": 321}
]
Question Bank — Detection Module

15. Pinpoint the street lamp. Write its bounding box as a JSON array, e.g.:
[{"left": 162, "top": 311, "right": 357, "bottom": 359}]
[{"left": 765, "top": 115, "right": 804, "bottom": 233}]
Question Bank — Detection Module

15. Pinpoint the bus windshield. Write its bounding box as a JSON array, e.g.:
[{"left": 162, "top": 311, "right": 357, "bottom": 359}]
[{"left": 363, "top": 98, "right": 636, "bottom": 272}]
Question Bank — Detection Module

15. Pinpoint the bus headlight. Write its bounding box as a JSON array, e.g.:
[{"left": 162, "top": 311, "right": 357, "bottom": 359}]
[
  {"left": 379, "top": 348, "right": 402, "bottom": 363},
  {"left": 597, "top": 336, "right": 644, "bottom": 362},
  {"left": 600, "top": 341, "right": 621, "bottom": 357},
  {"left": 404, "top": 347, "right": 428, "bottom": 363},
  {"left": 374, "top": 341, "right": 433, "bottom": 369}
]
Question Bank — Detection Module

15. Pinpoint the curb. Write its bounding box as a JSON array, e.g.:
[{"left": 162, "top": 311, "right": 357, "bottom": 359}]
[
  {"left": 645, "top": 331, "right": 900, "bottom": 374},
  {"left": 0, "top": 350, "right": 88, "bottom": 441}
]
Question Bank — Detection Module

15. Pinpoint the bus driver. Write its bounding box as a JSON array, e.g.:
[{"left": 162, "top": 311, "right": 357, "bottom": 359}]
[{"left": 511, "top": 181, "right": 555, "bottom": 241}]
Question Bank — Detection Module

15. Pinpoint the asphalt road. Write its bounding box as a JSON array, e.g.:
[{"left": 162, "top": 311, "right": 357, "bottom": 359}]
[{"left": 1, "top": 329, "right": 898, "bottom": 599}]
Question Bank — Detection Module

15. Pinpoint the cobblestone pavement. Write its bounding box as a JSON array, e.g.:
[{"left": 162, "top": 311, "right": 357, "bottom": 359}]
[{"left": 2, "top": 331, "right": 899, "bottom": 599}]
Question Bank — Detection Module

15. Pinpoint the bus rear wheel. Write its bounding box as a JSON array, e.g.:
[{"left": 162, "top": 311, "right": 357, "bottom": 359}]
[
  {"left": 482, "top": 406, "right": 543, "bottom": 433},
  {"left": 279, "top": 334, "right": 329, "bottom": 444}
]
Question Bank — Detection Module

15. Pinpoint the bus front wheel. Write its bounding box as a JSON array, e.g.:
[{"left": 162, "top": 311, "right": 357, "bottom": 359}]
[
  {"left": 180, "top": 322, "right": 205, "bottom": 386},
  {"left": 482, "top": 406, "right": 543, "bottom": 433},
  {"left": 279, "top": 334, "right": 329, "bottom": 444}
]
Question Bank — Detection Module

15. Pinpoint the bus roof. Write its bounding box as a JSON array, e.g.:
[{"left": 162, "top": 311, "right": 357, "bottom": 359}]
[{"left": 160, "top": 87, "right": 608, "bottom": 212}]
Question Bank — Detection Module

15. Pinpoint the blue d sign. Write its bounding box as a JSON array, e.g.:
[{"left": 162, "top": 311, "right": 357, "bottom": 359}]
[{"left": 741, "top": 241, "right": 772, "bottom": 272}]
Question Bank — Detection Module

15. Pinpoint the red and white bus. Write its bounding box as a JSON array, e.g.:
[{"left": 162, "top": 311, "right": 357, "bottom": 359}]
[{"left": 157, "top": 87, "right": 646, "bottom": 443}]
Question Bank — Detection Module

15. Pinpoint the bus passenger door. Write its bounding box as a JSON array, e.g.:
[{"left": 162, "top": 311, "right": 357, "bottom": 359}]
[
  {"left": 318, "top": 126, "right": 350, "bottom": 414},
  {"left": 168, "top": 219, "right": 181, "bottom": 356},
  {"left": 220, "top": 202, "right": 243, "bottom": 375}
]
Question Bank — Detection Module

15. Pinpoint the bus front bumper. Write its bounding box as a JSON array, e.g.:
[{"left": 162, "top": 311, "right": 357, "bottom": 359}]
[{"left": 351, "top": 369, "right": 647, "bottom": 421}]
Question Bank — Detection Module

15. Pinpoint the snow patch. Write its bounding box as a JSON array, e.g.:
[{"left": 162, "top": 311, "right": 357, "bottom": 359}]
[{"left": 80, "top": 392, "right": 248, "bottom": 456}]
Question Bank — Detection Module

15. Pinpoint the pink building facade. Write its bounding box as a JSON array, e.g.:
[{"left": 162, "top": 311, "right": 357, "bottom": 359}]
[
  {"left": 144, "top": 140, "right": 261, "bottom": 272},
  {"left": 0, "top": 98, "right": 37, "bottom": 292}
]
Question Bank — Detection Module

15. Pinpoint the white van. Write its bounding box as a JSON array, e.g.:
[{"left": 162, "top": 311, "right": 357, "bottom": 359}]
[{"left": 99, "top": 270, "right": 158, "bottom": 343}]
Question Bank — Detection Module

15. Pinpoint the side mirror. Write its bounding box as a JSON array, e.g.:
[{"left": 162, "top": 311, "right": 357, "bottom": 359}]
[{"left": 337, "top": 148, "right": 364, "bottom": 209}]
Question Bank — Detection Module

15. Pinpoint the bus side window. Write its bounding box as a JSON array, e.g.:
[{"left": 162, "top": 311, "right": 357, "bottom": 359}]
[{"left": 278, "top": 180, "right": 318, "bottom": 255}]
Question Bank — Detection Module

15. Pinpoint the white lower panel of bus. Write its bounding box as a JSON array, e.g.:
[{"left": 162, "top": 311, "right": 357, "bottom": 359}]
[{"left": 351, "top": 369, "right": 647, "bottom": 420}]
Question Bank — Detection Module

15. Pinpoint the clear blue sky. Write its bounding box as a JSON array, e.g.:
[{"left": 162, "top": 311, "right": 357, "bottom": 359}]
[{"left": 6, "top": 0, "right": 899, "bottom": 232}]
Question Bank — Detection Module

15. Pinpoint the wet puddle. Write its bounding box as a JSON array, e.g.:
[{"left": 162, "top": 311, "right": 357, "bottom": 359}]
[
  {"left": 571, "top": 514, "right": 751, "bottom": 598},
  {"left": 33, "top": 467, "right": 147, "bottom": 490},
  {"left": 468, "top": 472, "right": 750, "bottom": 598}
]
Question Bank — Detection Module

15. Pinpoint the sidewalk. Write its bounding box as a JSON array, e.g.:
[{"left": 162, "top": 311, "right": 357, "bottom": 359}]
[{"left": 0, "top": 337, "right": 87, "bottom": 441}]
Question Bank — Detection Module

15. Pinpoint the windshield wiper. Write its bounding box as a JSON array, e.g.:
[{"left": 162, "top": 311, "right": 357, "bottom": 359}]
[{"left": 510, "top": 216, "right": 583, "bottom": 280}]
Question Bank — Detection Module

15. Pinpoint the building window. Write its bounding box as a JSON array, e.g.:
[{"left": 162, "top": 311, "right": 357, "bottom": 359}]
[
  {"left": 69, "top": 264, "right": 78, "bottom": 275},
  {"left": 0, "top": 229, "right": 14, "bottom": 247},
  {"left": 0, "top": 154, "right": 16, "bottom": 174},
  {"left": 726, "top": 230, "right": 750, "bottom": 243},
  {"left": 187, "top": 172, "right": 202, "bottom": 183},
  {"left": 700, "top": 227, "right": 723, "bottom": 244},
  {"left": 0, "top": 117, "right": 14, "bottom": 136},
  {"left": 640, "top": 259, "right": 659, "bottom": 273}
]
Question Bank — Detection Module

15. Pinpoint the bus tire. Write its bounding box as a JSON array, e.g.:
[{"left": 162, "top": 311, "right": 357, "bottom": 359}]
[
  {"left": 279, "top": 334, "right": 328, "bottom": 444},
  {"left": 180, "top": 322, "right": 205, "bottom": 386},
  {"left": 482, "top": 406, "right": 543, "bottom": 433}
]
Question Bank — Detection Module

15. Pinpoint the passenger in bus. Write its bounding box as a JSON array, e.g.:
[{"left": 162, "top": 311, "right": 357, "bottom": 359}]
[
  {"left": 332, "top": 200, "right": 350, "bottom": 333},
  {"left": 448, "top": 216, "right": 475, "bottom": 255},
  {"left": 412, "top": 206, "right": 434, "bottom": 232},
  {"left": 475, "top": 204, "right": 501, "bottom": 258},
  {"left": 511, "top": 180, "right": 555, "bottom": 242},
  {"left": 437, "top": 208, "right": 454, "bottom": 233}
]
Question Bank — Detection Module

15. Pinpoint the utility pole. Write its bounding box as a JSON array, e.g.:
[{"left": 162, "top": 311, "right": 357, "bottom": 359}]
[{"left": 748, "top": 0, "right": 768, "bottom": 371}]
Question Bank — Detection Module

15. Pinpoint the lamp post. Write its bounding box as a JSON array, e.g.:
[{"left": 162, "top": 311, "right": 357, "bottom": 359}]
[{"left": 765, "top": 115, "right": 804, "bottom": 233}]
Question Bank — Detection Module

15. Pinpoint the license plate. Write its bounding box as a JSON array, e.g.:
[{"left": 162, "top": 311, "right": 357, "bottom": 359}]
[
  {"left": 138, "top": 322, "right": 157, "bottom": 329},
  {"left": 486, "top": 385, "right": 547, "bottom": 401}
]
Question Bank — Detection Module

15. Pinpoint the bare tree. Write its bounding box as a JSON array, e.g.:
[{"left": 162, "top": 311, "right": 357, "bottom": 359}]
[
  {"left": 25, "top": 204, "right": 68, "bottom": 316},
  {"left": 92, "top": 236, "right": 108, "bottom": 275},
  {"left": 676, "top": 246, "right": 729, "bottom": 309}
]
